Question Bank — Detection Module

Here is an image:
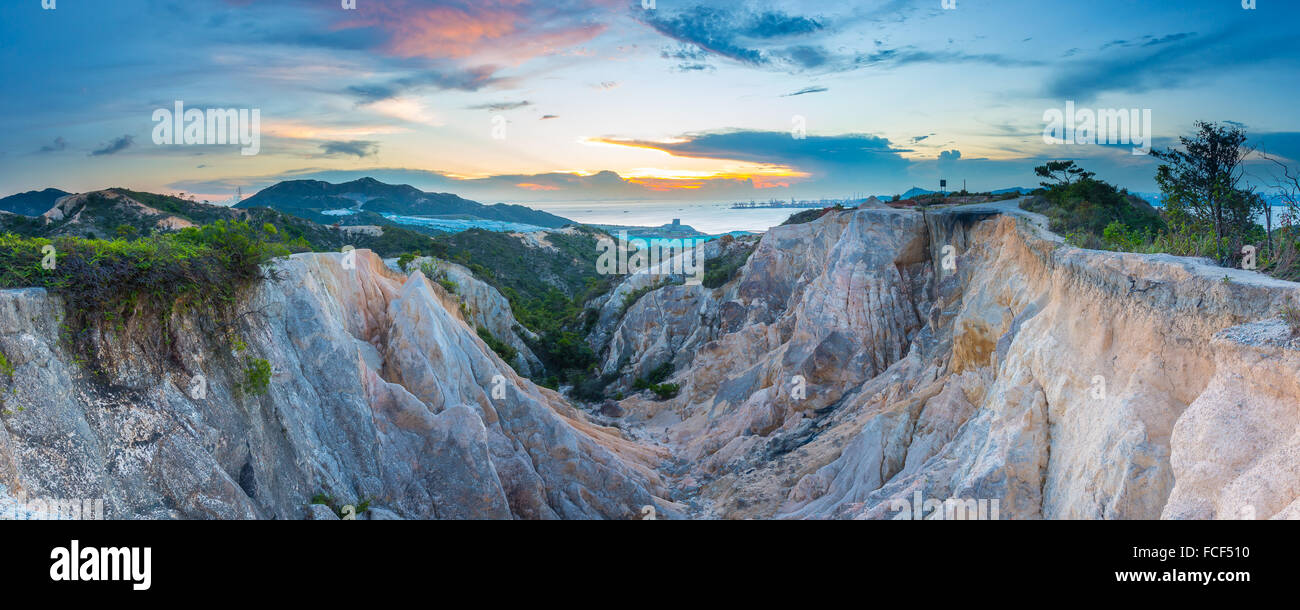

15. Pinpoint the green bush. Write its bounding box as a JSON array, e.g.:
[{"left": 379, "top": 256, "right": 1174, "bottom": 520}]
[
  {"left": 646, "top": 361, "right": 674, "bottom": 384},
  {"left": 632, "top": 362, "right": 679, "bottom": 400},
  {"left": 649, "top": 382, "right": 679, "bottom": 400},
  {"left": 476, "top": 326, "right": 518, "bottom": 364},
  {"left": 239, "top": 358, "right": 272, "bottom": 396},
  {"left": 703, "top": 243, "right": 757, "bottom": 289},
  {"left": 569, "top": 372, "right": 618, "bottom": 403},
  {"left": 1021, "top": 177, "right": 1165, "bottom": 238},
  {"left": 0, "top": 221, "right": 290, "bottom": 375},
  {"left": 310, "top": 493, "right": 371, "bottom": 519},
  {"left": 780, "top": 207, "right": 837, "bottom": 226}
]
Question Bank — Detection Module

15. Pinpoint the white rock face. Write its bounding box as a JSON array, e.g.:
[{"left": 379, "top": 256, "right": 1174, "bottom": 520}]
[
  {"left": 0, "top": 250, "right": 664, "bottom": 519},
  {"left": 388, "top": 256, "right": 544, "bottom": 377},
  {"left": 606, "top": 204, "right": 1300, "bottom": 520},
  {"left": 4, "top": 202, "right": 1299, "bottom": 520}
]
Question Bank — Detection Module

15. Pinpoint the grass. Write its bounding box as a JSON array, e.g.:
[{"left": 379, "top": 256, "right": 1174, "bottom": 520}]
[
  {"left": 619, "top": 278, "right": 675, "bottom": 317},
  {"left": 0, "top": 220, "right": 290, "bottom": 377},
  {"left": 310, "top": 493, "right": 371, "bottom": 519},
  {"left": 0, "top": 350, "right": 20, "bottom": 415},
  {"left": 239, "top": 358, "right": 272, "bottom": 396},
  {"left": 1282, "top": 304, "right": 1300, "bottom": 338},
  {"left": 703, "top": 242, "right": 757, "bottom": 289},
  {"left": 1020, "top": 179, "right": 1165, "bottom": 239},
  {"left": 780, "top": 205, "right": 842, "bottom": 226},
  {"left": 416, "top": 260, "right": 459, "bottom": 294},
  {"left": 633, "top": 362, "right": 680, "bottom": 400},
  {"left": 476, "top": 326, "right": 518, "bottom": 364}
]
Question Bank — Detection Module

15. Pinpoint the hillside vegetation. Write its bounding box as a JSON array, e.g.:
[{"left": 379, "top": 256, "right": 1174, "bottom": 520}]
[{"left": 0, "top": 221, "right": 289, "bottom": 376}]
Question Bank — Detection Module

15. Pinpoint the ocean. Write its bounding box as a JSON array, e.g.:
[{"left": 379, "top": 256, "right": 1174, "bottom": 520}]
[{"left": 524, "top": 200, "right": 812, "bottom": 235}]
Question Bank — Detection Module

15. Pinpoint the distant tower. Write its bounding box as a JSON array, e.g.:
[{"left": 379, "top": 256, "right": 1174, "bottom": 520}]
[{"left": 235, "top": 186, "right": 242, "bottom": 205}]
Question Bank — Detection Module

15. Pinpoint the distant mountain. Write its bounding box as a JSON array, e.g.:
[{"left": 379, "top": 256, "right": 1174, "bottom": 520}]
[
  {"left": 877, "top": 186, "right": 1035, "bottom": 200},
  {"left": 0, "top": 188, "right": 70, "bottom": 216},
  {"left": 237, "top": 177, "right": 573, "bottom": 228}
]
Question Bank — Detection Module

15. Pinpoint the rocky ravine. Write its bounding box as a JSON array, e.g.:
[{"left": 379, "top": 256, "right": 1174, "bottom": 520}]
[
  {"left": 0, "top": 250, "right": 666, "bottom": 519},
  {"left": 2, "top": 202, "right": 1298, "bottom": 519},
  {"left": 603, "top": 202, "right": 1300, "bottom": 520}
]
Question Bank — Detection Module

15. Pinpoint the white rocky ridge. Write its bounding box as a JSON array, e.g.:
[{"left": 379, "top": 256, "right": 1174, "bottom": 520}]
[
  {"left": 1, "top": 201, "right": 1297, "bottom": 519},
  {"left": 0, "top": 251, "right": 667, "bottom": 519},
  {"left": 601, "top": 201, "right": 1300, "bottom": 519}
]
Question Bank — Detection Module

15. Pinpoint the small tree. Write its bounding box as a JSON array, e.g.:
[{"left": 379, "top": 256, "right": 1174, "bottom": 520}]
[
  {"left": 1151, "top": 121, "right": 1256, "bottom": 264},
  {"left": 1034, "top": 160, "right": 1094, "bottom": 188},
  {"left": 1263, "top": 152, "right": 1300, "bottom": 276}
]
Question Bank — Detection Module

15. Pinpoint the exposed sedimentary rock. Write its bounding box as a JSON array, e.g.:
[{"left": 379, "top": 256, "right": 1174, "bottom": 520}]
[
  {"left": 608, "top": 202, "right": 1300, "bottom": 520},
  {"left": 0, "top": 250, "right": 664, "bottom": 519},
  {"left": 4, "top": 200, "right": 1298, "bottom": 520},
  {"left": 386, "top": 256, "right": 544, "bottom": 377}
]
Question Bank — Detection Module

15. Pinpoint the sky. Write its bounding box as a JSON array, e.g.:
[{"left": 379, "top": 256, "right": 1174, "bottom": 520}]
[{"left": 2, "top": 0, "right": 1298, "bottom": 205}]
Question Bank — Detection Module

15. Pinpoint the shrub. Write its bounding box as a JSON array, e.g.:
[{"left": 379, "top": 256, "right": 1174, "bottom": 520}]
[
  {"left": 570, "top": 372, "right": 618, "bottom": 403},
  {"left": 650, "top": 382, "right": 679, "bottom": 400},
  {"left": 239, "top": 358, "right": 272, "bottom": 396},
  {"left": 1021, "top": 177, "right": 1165, "bottom": 238},
  {"left": 310, "top": 493, "right": 371, "bottom": 519},
  {"left": 703, "top": 243, "right": 756, "bottom": 289},
  {"left": 1282, "top": 304, "right": 1300, "bottom": 338},
  {"left": 780, "top": 207, "right": 835, "bottom": 226},
  {"left": 0, "top": 221, "right": 289, "bottom": 377},
  {"left": 646, "top": 361, "right": 674, "bottom": 384},
  {"left": 619, "top": 280, "right": 669, "bottom": 317},
  {"left": 476, "top": 326, "right": 518, "bottom": 365},
  {"left": 632, "top": 362, "right": 679, "bottom": 400}
]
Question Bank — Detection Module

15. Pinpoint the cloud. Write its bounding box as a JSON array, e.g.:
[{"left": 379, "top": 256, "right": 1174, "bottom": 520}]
[
  {"left": 467, "top": 100, "right": 533, "bottom": 112},
  {"left": 784, "top": 46, "right": 830, "bottom": 69},
  {"left": 38, "top": 136, "right": 68, "bottom": 153},
  {"left": 854, "top": 47, "right": 1043, "bottom": 70},
  {"left": 320, "top": 140, "right": 380, "bottom": 158},
  {"left": 640, "top": 6, "right": 823, "bottom": 68},
  {"left": 345, "top": 65, "right": 506, "bottom": 101},
  {"left": 363, "top": 97, "right": 442, "bottom": 126},
  {"left": 784, "top": 86, "right": 828, "bottom": 97},
  {"left": 587, "top": 129, "right": 913, "bottom": 194},
  {"left": 90, "top": 135, "right": 133, "bottom": 156},
  {"left": 1046, "top": 27, "right": 1298, "bottom": 100},
  {"left": 335, "top": 0, "right": 610, "bottom": 62}
]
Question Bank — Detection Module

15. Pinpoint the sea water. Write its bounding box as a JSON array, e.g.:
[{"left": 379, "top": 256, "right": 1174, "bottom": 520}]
[
  {"left": 380, "top": 200, "right": 813, "bottom": 235},
  {"left": 524, "top": 200, "right": 808, "bottom": 234}
]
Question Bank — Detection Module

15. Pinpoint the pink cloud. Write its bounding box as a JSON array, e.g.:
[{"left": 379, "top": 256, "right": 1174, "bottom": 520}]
[{"left": 339, "top": 0, "right": 613, "bottom": 63}]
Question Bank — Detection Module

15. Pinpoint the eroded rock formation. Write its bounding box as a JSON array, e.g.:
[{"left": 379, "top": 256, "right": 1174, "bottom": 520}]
[
  {"left": 3, "top": 202, "right": 1297, "bottom": 519},
  {"left": 602, "top": 202, "right": 1300, "bottom": 520},
  {"left": 0, "top": 250, "right": 665, "bottom": 519}
]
